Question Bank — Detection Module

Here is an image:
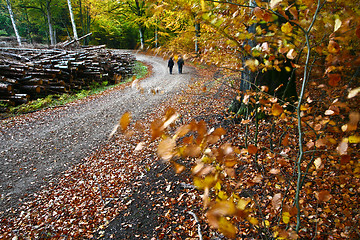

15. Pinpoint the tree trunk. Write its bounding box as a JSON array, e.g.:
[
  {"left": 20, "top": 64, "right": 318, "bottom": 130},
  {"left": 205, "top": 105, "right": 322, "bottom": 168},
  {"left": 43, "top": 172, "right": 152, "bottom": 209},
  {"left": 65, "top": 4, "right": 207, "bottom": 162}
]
[
  {"left": 155, "top": 26, "right": 158, "bottom": 48},
  {"left": 240, "top": 0, "right": 257, "bottom": 91},
  {"left": 195, "top": 22, "right": 200, "bottom": 54},
  {"left": 139, "top": 26, "right": 144, "bottom": 50},
  {"left": 45, "top": 0, "right": 55, "bottom": 45},
  {"left": 6, "top": 0, "right": 22, "bottom": 46},
  {"left": 24, "top": 8, "right": 33, "bottom": 44},
  {"left": 67, "top": 0, "right": 78, "bottom": 40}
]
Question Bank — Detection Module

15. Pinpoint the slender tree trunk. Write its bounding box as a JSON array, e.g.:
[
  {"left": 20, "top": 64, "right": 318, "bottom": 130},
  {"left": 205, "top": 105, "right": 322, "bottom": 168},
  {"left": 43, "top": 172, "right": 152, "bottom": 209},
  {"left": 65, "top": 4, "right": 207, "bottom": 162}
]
[
  {"left": 195, "top": 22, "right": 200, "bottom": 54},
  {"left": 6, "top": 0, "right": 22, "bottom": 46},
  {"left": 67, "top": 0, "right": 78, "bottom": 40},
  {"left": 240, "top": 0, "right": 257, "bottom": 91},
  {"left": 155, "top": 26, "right": 158, "bottom": 48},
  {"left": 45, "top": 0, "right": 55, "bottom": 45},
  {"left": 85, "top": 6, "right": 91, "bottom": 45},
  {"left": 139, "top": 26, "right": 144, "bottom": 50},
  {"left": 24, "top": 8, "right": 33, "bottom": 44},
  {"left": 79, "top": 0, "right": 85, "bottom": 43}
]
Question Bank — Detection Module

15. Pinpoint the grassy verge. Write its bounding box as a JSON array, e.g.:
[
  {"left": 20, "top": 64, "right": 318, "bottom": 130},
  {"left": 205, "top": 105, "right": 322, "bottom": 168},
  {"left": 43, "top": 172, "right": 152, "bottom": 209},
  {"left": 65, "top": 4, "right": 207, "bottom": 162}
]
[{"left": 0, "top": 61, "right": 148, "bottom": 118}]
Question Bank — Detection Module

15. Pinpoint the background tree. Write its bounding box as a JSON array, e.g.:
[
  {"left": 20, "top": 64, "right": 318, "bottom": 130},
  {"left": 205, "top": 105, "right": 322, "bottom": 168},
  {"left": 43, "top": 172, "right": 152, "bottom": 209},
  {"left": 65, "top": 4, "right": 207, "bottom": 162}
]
[
  {"left": 5, "top": 0, "right": 21, "bottom": 45},
  {"left": 67, "top": 0, "right": 77, "bottom": 40}
]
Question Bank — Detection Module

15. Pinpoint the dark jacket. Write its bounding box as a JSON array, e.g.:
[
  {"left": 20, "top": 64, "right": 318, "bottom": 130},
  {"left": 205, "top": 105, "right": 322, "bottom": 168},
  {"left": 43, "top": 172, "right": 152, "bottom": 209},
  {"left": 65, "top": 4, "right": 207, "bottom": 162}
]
[
  {"left": 177, "top": 58, "right": 184, "bottom": 66},
  {"left": 168, "top": 58, "right": 174, "bottom": 67}
]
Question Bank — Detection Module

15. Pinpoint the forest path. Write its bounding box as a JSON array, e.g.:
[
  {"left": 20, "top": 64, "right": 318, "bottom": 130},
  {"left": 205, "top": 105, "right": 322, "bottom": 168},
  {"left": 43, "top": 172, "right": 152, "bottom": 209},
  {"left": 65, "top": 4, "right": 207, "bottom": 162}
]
[{"left": 0, "top": 51, "right": 194, "bottom": 212}]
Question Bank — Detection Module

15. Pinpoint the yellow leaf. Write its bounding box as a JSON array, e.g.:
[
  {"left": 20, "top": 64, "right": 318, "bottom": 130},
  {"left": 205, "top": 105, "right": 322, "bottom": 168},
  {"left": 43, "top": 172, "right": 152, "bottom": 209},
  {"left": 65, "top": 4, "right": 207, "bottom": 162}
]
[
  {"left": 349, "top": 135, "right": 360, "bottom": 143},
  {"left": 201, "top": 0, "right": 206, "bottom": 11},
  {"left": 248, "top": 217, "right": 259, "bottom": 225},
  {"left": 194, "top": 175, "right": 217, "bottom": 190},
  {"left": 245, "top": 59, "right": 259, "bottom": 72},
  {"left": 271, "top": 103, "right": 284, "bottom": 116},
  {"left": 218, "top": 191, "right": 228, "bottom": 200},
  {"left": 218, "top": 217, "right": 237, "bottom": 238},
  {"left": 265, "top": 220, "right": 270, "bottom": 227},
  {"left": 282, "top": 211, "right": 291, "bottom": 224},
  {"left": 119, "top": 112, "right": 131, "bottom": 132},
  {"left": 237, "top": 198, "right": 251, "bottom": 210},
  {"left": 281, "top": 22, "right": 293, "bottom": 34},
  {"left": 214, "top": 181, "right": 222, "bottom": 191}
]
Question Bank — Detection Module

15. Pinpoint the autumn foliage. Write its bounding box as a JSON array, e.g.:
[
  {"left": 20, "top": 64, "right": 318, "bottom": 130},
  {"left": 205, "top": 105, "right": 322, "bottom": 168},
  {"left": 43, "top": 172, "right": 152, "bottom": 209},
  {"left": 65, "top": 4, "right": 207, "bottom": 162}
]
[{"left": 147, "top": 0, "right": 360, "bottom": 239}]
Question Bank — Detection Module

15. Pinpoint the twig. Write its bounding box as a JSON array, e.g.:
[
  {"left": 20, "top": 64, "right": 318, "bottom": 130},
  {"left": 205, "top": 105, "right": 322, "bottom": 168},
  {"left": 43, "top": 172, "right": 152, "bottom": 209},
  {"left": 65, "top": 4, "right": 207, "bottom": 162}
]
[
  {"left": 187, "top": 211, "right": 203, "bottom": 240},
  {"left": 93, "top": 175, "right": 105, "bottom": 205}
]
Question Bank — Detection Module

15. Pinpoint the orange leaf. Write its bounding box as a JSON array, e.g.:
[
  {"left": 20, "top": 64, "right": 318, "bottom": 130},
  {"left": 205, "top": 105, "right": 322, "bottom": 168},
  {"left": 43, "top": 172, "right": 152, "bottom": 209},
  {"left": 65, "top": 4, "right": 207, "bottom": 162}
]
[
  {"left": 158, "top": 138, "right": 176, "bottom": 161},
  {"left": 254, "top": 7, "right": 264, "bottom": 20},
  {"left": 173, "top": 162, "right": 185, "bottom": 174},
  {"left": 119, "top": 112, "right": 131, "bottom": 132},
  {"left": 289, "top": 6, "right": 298, "bottom": 20},
  {"left": 328, "top": 40, "right": 340, "bottom": 54},
  {"left": 248, "top": 144, "right": 258, "bottom": 154},
  {"left": 271, "top": 103, "right": 284, "bottom": 116},
  {"left": 356, "top": 25, "right": 360, "bottom": 39},
  {"left": 150, "top": 118, "right": 164, "bottom": 140},
  {"left": 183, "top": 144, "right": 201, "bottom": 158},
  {"left": 315, "top": 190, "right": 332, "bottom": 202},
  {"left": 272, "top": 193, "right": 282, "bottom": 211},
  {"left": 269, "top": 168, "right": 280, "bottom": 174},
  {"left": 282, "top": 133, "right": 289, "bottom": 146},
  {"left": 134, "top": 142, "right": 145, "bottom": 151},
  {"left": 340, "top": 155, "right": 350, "bottom": 165},
  {"left": 207, "top": 201, "right": 236, "bottom": 228},
  {"left": 337, "top": 138, "right": 348, "bottom": 155},
  {"left": 328, "top": 73, "right": 341, "bottom": 87}
]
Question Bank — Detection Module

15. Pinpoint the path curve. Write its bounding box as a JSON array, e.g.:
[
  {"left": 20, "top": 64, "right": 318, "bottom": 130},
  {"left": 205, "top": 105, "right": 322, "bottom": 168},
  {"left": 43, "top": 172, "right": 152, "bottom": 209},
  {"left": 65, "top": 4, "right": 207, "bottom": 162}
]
[{"left": 0, "top": 51, "right": 194, "bottom": 212}]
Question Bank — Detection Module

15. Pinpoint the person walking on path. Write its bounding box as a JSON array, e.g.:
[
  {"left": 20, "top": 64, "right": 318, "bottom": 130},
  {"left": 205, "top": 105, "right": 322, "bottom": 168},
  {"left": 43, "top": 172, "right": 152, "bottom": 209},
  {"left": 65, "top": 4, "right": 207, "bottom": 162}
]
[
  {"left": 177, "top": 57, "right": 184, "bottom": 74},
  {"left": 168, "top": 57, "right": 174, "bottom": 74}
]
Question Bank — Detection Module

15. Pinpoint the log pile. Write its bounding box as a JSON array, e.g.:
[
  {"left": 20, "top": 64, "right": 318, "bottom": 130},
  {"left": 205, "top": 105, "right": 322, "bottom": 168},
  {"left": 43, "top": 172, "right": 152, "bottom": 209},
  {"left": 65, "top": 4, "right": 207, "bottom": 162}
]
[{"left": 0, "top": 46, "right": 135, "bottom": 106}]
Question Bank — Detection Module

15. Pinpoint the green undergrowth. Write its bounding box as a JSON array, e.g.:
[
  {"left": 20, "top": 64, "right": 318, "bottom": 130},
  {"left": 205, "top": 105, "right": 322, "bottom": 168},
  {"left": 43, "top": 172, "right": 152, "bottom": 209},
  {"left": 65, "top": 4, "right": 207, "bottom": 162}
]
[{"left": 1, "top": 61, "right": 148, "bottom": 118}]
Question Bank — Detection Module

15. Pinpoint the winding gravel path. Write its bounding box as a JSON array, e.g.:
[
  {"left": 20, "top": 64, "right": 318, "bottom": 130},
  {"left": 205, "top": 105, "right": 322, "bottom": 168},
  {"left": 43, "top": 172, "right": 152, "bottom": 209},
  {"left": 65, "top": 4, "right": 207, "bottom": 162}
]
[{"left": 0, "top": 51, "right": 194, "bottom": 212}]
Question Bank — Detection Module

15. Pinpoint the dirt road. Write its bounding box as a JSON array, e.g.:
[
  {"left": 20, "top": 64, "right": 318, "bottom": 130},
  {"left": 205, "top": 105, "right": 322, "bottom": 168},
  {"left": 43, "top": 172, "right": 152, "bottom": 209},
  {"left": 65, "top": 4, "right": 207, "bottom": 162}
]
[{"left": 0, "top": 51, "right": 194, "bottom": 212}]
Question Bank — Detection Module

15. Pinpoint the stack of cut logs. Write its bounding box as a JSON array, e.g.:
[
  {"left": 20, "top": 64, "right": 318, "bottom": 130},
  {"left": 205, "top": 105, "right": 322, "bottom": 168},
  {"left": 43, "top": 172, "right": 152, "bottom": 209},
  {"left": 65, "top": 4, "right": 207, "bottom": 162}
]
[{"left": 0, "top": 45, "right": 135, "bottom": 106}]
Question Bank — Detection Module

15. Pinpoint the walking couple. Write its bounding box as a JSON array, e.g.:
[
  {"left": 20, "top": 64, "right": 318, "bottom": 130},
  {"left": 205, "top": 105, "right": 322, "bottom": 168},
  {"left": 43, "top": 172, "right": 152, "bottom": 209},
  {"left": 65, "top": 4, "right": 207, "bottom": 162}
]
[{"left": 168, "top": 56, "right": 184, "bottom": 74}]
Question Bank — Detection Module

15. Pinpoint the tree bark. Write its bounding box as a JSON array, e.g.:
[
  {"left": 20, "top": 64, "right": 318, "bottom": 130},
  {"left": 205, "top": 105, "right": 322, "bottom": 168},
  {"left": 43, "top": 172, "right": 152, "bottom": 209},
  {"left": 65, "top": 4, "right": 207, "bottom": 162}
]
[
  {"left": 139, "top": 26, "right": 144, "bottom": 50},
  {"left": 67, "top": 0, "right": 78, "bottom": 40},
  {"left": 195, "top": 22, "right": 200, "bottom": 54},
  {"left": 5, "top": 0, "right": 22, "bottom": 46},
  {"left": 45, "top": 0, "right": 55, "bottom": 45}
]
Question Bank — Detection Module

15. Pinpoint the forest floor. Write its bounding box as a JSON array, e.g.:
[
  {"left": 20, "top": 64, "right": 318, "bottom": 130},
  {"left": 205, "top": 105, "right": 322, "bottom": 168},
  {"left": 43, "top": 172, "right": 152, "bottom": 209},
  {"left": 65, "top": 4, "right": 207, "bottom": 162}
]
[{"left": 0, "top": 51, "right": 233, "bottom": 239}]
